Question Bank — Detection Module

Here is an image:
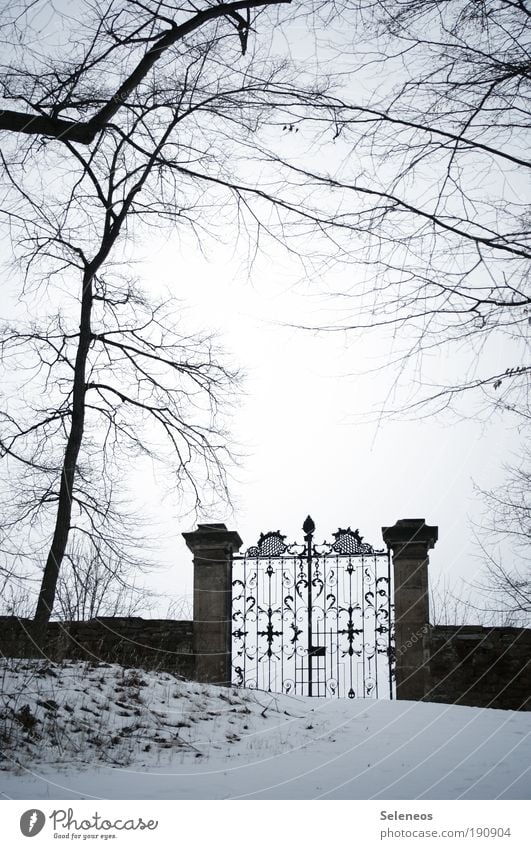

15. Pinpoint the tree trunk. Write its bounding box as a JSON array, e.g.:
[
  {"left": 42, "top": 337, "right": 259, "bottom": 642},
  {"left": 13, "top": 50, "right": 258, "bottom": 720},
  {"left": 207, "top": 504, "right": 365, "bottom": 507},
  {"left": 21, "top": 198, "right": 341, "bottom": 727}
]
[{"left": 34, "top": 271, "right": 94, "bottom": 628}]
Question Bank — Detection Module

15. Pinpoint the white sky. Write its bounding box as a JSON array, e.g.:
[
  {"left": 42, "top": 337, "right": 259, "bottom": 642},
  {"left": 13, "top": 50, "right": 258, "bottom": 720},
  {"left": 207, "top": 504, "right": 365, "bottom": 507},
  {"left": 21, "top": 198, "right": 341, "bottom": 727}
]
[{"left": 130, "top": 235, "right": 515, "bottom": 612}]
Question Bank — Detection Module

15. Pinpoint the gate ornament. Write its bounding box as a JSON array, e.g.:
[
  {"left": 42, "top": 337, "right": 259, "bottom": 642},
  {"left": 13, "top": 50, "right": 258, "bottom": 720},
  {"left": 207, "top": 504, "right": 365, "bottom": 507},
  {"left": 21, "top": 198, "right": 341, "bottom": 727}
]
[
  {"left": 232, "top": 515, "right": 394, "bottom": 699},
  {"left": 246, "top": 530, "right": 288, "bottom": 558},
  {"left": 332, "top": 527, "right": 375, "bottom": 555}
]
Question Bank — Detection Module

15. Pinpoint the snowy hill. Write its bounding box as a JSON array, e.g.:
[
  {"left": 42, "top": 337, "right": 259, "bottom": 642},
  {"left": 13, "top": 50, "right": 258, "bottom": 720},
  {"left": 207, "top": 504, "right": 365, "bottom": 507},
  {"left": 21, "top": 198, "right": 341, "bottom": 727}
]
[{"left": 0, "top": 659, "right": 529, "bottom": 800}]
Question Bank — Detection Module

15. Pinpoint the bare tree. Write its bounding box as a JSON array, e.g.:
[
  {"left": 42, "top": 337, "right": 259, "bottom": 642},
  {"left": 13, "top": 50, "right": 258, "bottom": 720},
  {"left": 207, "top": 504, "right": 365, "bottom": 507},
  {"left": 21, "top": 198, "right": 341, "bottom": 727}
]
[
  {"left": 429, "top": 575, "right": 480, "bottom": 626},
  {"left": 164, "top": 595, "right": 193, "bottom": 620},
  {"left": 54, "top": 538, "right": 154, "bottom": 621},
  {"left": 1, "top": 280, "right": 238, "bottom": 626},
  {"left": 473, "top": 455, "right": 531, "bottom": 626}
]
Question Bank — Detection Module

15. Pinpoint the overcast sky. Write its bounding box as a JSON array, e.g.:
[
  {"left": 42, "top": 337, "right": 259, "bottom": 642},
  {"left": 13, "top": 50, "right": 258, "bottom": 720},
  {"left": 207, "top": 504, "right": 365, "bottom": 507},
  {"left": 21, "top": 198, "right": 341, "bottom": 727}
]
[{"left": 130, "top": 236, "right": 514, "bottom": 614}]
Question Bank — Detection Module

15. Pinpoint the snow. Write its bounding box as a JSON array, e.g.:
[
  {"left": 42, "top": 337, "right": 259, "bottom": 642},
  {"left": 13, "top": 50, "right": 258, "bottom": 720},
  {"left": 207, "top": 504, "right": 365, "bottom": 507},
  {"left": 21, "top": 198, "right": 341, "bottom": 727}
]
[{"left": 1, "top": 659, "right": 530, "bottom": 800}]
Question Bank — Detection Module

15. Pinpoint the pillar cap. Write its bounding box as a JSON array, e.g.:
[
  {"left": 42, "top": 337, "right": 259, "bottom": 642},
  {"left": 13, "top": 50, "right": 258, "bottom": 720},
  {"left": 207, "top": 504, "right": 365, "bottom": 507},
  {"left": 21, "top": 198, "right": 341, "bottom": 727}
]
[
  {"left": 382, "top": 518, "right": 438, "bottom": 551},
  {"left": 183, "top": 522, "right": 243, "bottom": 552}
]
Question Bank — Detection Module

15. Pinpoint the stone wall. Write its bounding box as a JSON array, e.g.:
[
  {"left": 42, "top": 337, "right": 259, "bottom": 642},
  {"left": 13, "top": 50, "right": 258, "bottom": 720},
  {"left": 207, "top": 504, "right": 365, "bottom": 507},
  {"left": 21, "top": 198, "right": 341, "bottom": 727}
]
[
  {"left": 0, "top": 616, "right": 194, "bottom": 678},
  {"left": 428, "top": 625, "right": 531, "bottom": 711}
]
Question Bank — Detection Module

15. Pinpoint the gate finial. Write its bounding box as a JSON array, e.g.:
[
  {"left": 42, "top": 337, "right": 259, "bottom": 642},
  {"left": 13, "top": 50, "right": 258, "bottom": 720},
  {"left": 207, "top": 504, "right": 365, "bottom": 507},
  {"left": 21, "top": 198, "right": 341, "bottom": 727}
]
[{"left": 302, "top": 515, "right": 315, "bottom": 535}]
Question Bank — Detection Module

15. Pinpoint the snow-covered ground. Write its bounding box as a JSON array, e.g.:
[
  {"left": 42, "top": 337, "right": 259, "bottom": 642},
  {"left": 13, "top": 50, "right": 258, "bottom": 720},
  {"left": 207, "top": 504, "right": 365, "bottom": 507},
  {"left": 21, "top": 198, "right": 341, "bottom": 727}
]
[{"left": 0, "top": 659, "right": 529, "bottom": 800}]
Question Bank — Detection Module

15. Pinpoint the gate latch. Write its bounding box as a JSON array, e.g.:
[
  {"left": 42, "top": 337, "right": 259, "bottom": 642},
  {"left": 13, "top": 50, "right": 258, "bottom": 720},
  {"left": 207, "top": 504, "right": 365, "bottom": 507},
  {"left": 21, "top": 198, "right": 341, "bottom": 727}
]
[{"left": 309, "top": 645, "right": 326, "bottom": 657}]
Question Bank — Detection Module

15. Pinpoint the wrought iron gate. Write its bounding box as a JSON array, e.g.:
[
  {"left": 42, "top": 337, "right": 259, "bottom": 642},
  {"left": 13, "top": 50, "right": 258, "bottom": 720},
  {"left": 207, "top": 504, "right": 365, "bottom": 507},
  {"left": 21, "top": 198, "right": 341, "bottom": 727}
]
[{"left": 232, "top": 516, "right": 394, "bottom": 698}]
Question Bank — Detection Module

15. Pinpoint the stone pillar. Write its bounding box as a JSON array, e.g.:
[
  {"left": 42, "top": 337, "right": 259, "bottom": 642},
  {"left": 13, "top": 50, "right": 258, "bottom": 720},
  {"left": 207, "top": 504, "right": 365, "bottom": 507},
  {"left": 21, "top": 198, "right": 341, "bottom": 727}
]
[
  {"left": 183, "top": 522, "right": 242, "bottom": 686},
  {"left": 382, "top": 518, "right": 438, "bottom": 701}
]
